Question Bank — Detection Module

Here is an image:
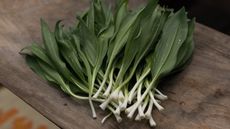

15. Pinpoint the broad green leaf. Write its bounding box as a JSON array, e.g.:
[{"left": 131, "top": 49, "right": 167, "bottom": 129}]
[
  {"left": 114, "top": 0, "right": 128, "bottom": 32},
  {"left": 77, "top": 17, "right": 98, "bottom": 67},
  {"left": 115, "top": 0, "right": 159, "bottom": 84},
  {"left": 90, "top": 24, "right": 115, "bottom": 94},
  {"left": 25, "top": 55, "right": 49, "bottom": 81},
  {"left": 93, "top": 0, "right": 107, "bottom": 35},
  {"left": 173, "top": 18, "right": 195, "bottom": 72},
  {"left": 134, "top": 8, "right": 170, "bottom": 63},
  {"left": 119, "top": 8, "right": 170, "bottom": 87},
  {"left": 176, "top": 18, "right": 195, "bottom": 68},
  {"left": 150, "top": 8, "right": 188, "bottom": 79},
  {"left": 55, "top": 22, "right": 85, "bottom": 82},
  {"left": 21, "top": 43, "right": 53, "bottom": 66},
  {"left": 41, "top": 19, "right": 71, "bottom": 79},
  {"left": 37, "top": 59, "right": 69, "bottom": 93},
  {"left": 107, "top": 7, "right": 144, "bottom": 62},
  {"left": 72, "top": 34, "right": 92, "bottom": 82},
  {"left": 101, "top": 0, "right": 113, "bottom": 26},
  {"left": 41, "top": 19, "right": 88, "bottom": 93},
  {"left": 87, "top": 1, "right": 95, "bottom": 33},
  {"left": 26, "top": 55, "right": 68, "bottom": 91},
  {"left": 35, "top": 57, "right": 88, "bottom": 99}
]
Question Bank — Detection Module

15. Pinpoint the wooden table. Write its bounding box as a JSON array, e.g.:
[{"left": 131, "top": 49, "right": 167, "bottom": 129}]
[{"left": 0, "top": 0, "right": 229, "bottom": 129}]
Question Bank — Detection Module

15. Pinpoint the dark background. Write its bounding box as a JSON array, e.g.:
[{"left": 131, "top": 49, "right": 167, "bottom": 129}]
[{"left": 160, "top": 0, "right": 230, "bottom": 35}]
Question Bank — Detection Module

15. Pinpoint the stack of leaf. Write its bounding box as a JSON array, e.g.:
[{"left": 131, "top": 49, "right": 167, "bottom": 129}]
[{"left": 20, "top": 0, "right": 195, "bottom": 127}]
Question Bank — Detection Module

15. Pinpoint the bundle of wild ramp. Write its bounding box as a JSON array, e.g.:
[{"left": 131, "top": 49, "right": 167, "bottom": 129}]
[{"left": 20, "top": 0, "right": 195, "bottom": 127}]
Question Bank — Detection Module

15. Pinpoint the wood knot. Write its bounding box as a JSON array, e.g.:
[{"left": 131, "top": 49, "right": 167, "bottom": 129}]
[
  {"left": 179, "top": 101, "right": 185, "bottom": 106},
  {"left": 214, "top": 88, "right": 224, "bottom": 98}
]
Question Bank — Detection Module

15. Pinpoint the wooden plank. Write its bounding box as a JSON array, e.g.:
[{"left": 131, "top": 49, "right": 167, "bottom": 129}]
[{"left": 0, "top": 0, "right": 229, "bottom": 129}]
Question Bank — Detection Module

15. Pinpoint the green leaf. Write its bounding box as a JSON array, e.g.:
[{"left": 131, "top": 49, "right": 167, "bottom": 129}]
[
  {"left": 118, "top": 8, "right": 170, "bottom": 88},
  {"left": 173, "top": 18, "right": 195, "bottom": 72},
  {"left": 114, "top": 0, "right": 128, "bottom": 32},
  {"left": 41, "top": 19, "right": 88, "bottom": 93},
  {"left": 41, "top": 19, "right": 71, "bottom": 79},
  {"left": 87, "top": 1, "right": 95, "bottom": 33},
  {"left": 176, "top": 18, "right": 195, "bottom": 68},
  {"left": 107, "top": 7, "right": 144, "bottom": 63},
  {"left": 37, "top": 58, "right": 69, "bottom": 93},
  {"left": 55, "top": 22, "right": 85, "bottom": 82},
  {"left": 115, "top": 0, "right": 159, "bottom": 84},
  {"left": 150, "top": 8, "right": 188, "bottom": 79},
  {"left": 72, "top": 34, "right": 92, "bottom": 82},
  {"left": 25, "top": 55, "right": 49, "bottom": 81},
  {"left": 21, "top": 43, "right": 53, "bottom": 66},
  {"left": 77, "top": 17, "right": 98, "bottom": 67}
]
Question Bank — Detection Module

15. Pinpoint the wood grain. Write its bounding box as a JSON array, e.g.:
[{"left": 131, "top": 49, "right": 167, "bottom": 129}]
[{"left": 0, "top": 0, "right": 230, "bottom": 129}]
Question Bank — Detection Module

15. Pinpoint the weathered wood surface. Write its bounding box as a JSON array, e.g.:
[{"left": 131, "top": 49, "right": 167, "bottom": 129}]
[{"left": 0, "top": 0, "right": 230, "bottom": 129}]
